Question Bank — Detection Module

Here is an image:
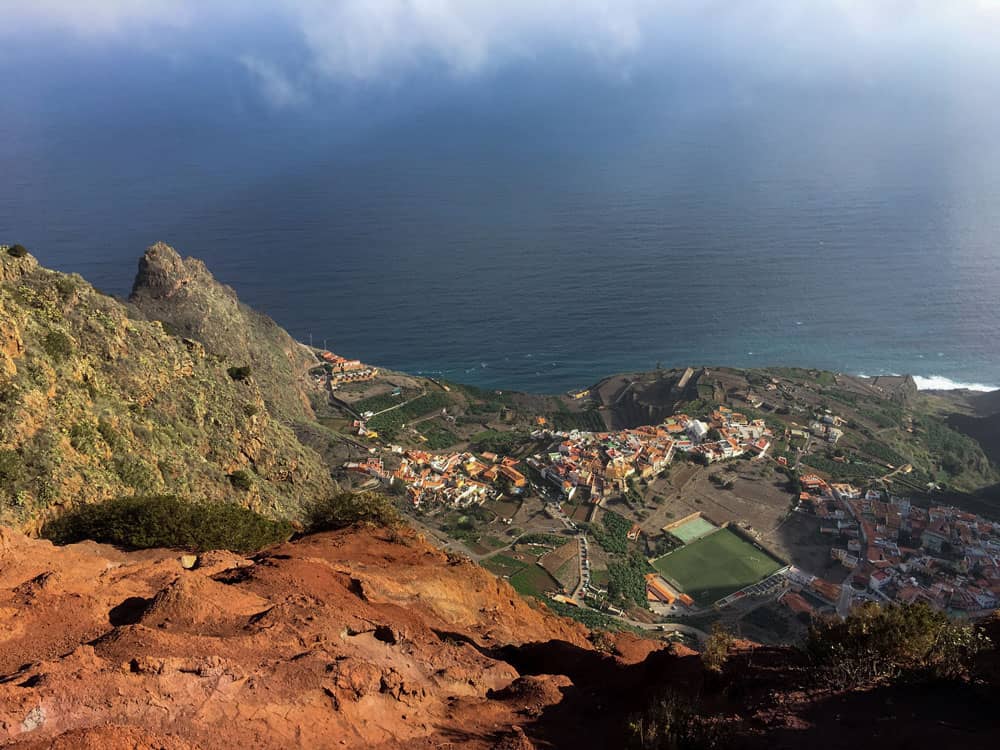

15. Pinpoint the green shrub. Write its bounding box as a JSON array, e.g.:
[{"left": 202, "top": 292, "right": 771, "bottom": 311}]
[
  {"left": 54, "top": 276, "right": 76, "bottom": 299},
  {"left": 547, "top": 598, "right": 635, "bottom": 632},
  {"left": 114, "top": 455, "right": 157, "bottom": 493},
  {"left": 0, "top": 449, "right": 24, "bottom": 482},
  {"left": 41, "top": 495, "right": 292, "bottom": 553},
  {"left": 42, "top": 330, "right": 73, "bottom": 361},
  {"left": 227, "top": 365, "right": 252, "bottom": 381},
  {"left": 702, "top": 623, "right": 736, "bottom": 673},
  {"left": 607, "top": 553, "right": 651, "bottom": 608},
  {"left": 69, "top": 422, "right": 100, "bottom": 454},
  {"left": 626, "top": 690, "right": 730, "bottom": 750},
  {"left": 7, "top": 244, "right": 27, "bottom": 258},
  {"left": 419, "top": 423, "right": 460, "bottom": 449},
  {"left": 305, "top": 490, "right": 401, "bottom": 532},
  {"left": 806, "top": 601, "right": 991, "bottom": 687},
  {"left": 470, "top": 429, "right": 528, "bottom": 455},
  {"left": 228, "top": 469, "right": 253, "bottom": 491},
  {"left": 589, "top": 510, "right": 631, "bottom": 555},
  {"left": 366, "top": 392, "right": 452, "bottom": 439}
]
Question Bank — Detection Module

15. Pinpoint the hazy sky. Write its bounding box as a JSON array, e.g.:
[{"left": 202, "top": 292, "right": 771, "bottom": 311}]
[{"left": 4, "top": 1, "right": 1000, "bottom": 106}]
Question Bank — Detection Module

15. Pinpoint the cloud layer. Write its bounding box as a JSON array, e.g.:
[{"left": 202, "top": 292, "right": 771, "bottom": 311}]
[{"left": 6, "top": 1, "right": 1000, "bottom": 91}]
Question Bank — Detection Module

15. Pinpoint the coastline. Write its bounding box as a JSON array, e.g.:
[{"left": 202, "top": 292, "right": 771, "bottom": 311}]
[
  {"left": 910, "top": 375, "right": 998, "bottom": 393},
  {"left": 402, "top": 360, "right": 1000, "bottom": 396}
]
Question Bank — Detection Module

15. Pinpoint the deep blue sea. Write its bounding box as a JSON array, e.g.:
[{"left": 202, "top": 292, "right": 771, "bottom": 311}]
[{"left": 2, "top": 37, "right": 998, "bottom": 393}]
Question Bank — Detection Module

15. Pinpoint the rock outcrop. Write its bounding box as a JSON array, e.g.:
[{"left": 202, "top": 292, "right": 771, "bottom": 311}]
[
  {"left": 0, "top": 526, "right": 600, "bottom": 749},
  {"left": 2, "top": 526, "right": 996, "bottom": 750},
  {"left": 130, "top": 243, "right": 317, "bottom": 424}
]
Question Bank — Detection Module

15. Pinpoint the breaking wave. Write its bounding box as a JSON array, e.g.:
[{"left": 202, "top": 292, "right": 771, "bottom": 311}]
[{"left": 912, "top": 375, "right": 997, "bottom": 392}]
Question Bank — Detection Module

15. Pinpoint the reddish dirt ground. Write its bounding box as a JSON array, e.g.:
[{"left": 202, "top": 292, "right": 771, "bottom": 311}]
[{"left": 1, "top": 526, "right": 998, "bottom": 749}]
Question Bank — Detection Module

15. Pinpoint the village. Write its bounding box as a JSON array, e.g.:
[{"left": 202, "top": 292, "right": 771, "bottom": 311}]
[
  {"left": 324, "top": 361, "right": 1000, "bottom": 641},
  {"left": 787, "top": 476, "right": 1000, "bottom": 621},
  {"left": 345, "top": 405, "right": 777, "bottom": 518},
  {"left": 526, "top": 405, "right": 773, "bottom": 505},
  {"left": 345, "top": 449, "right": 528, "bottom": 507}
]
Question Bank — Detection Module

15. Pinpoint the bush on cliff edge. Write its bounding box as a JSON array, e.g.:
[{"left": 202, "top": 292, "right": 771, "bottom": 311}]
[
  {"left": 806, "top": 601, "right": 991, "bottom": 687},
  {"left": 305, "top": 490, "right": 401, "bottom": 532},
  {"left": 41, "top": 495, "right": 292, "bottom": 554}
]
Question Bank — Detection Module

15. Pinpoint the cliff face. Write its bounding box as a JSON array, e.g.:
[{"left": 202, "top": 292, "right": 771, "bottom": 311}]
[
  {"left": 0, "top": 247, "right": 333, "bottom": 529},
  {"left": 129, "top": 243, "right": 317, "bottom": 425}
]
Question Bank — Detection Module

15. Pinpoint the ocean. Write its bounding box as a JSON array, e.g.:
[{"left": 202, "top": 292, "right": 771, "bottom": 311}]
[{"left": 2, "top": 40, "right": 998, "bottom": 394}]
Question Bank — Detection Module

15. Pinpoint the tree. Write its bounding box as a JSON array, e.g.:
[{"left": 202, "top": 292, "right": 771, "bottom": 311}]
[
  {"left": 702, "top": 623, "right": 735, "bottom": 673},
  {"left": 228, "top": 470, "right": 253, "bottom": 491},
  {"left": 7, "top": 244, "right": 27, "bottom": 258}
]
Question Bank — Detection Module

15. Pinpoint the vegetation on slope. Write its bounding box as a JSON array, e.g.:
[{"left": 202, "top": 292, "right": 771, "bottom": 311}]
[
  {"left": 0, "top": 246, "right": 333, "bottom": 527},
  {"left": 41, "top": 495, "right": 293, "bottom": 553},
  {"left": 305, "top": 490, "right": 401, "bottom": 531},
  {"left": 805, "top": 601, "right": 990, "bottom": 687}
]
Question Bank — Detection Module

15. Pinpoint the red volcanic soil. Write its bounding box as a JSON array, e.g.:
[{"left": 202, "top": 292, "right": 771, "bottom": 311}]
[{"left": 1, "top": 526, "right": 998, "bottom": 749}]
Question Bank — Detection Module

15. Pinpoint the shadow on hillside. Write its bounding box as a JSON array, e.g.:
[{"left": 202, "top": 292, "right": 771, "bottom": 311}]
[
  {"left": 745, "top": 680, "right": 1000, "bottom": 750},
  {"left": 481, "top": 636, "right": 1000, "bottom": 750},
  {"left": 485, "top": 639, "right": 703, "bottom": 748}
]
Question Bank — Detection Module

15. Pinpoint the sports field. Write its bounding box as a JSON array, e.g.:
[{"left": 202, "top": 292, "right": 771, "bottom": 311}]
[
  {"left": 665, "top": 515, "right": 718, "bottom": 544},
  {"left": 652, "top": 528, "right": 783, "bottom": 607}
]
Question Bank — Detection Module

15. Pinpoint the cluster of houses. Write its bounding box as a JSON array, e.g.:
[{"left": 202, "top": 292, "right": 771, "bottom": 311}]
[
  {"left": 688, "top": 407, "right": 773, "bottom": 463},
  {"left": 807, "top": 412, "right": 845, "bottom": 444},
  {"left": 347, "top": 450, "right": 527, "bottom": 508},
  {"left": 526, "top": 408, "right": 772, "bottom": 502},
  {"left": 316, "top": 350, "right": 379, "bottom": 384},
  {"left": 779, "top": 567, "right": 846, "bottom": 619},
  {"left": 797, "top": 475, "right": 1000, "bottom": 619},
  {"left": 526, "top": 424, "right": 678, "bottom": 503}
]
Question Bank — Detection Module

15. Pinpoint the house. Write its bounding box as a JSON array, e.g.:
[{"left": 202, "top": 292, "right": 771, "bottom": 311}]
[
  {"left": 645, "top": 574, "right": 676, "bottom": 604},
  {"left": 800, "top": 474, "right": 826, "bottom": 493},
  {"left": 869, "top": 569, "right": 892, "bottom": 591},
  {"left": 921, "top": 523, "right": 950, "bottom": 554},
  {"left": 831, "top": 483, "right": 861, "bottom": 501},
  {"left": 810, "top": 578, "right": 842, "bottom": 603},
  {"left": 780, "top": 591, "right": 815, "bottom": 617},
  {"left": 687, "top": 420, "right": 709, "bottom": 442}
]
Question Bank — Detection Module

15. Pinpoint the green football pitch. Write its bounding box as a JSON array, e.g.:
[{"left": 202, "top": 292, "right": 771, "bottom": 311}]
[{"left": 652, "top": 528, "right": 782, "bottom": 607}]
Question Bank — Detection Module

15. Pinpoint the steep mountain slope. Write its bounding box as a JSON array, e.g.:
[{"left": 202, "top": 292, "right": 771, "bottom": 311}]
[
  {"left": 129, "top": 243, "right": 317, "bottom": 425},
  {"left": 0, "top": 246, "right": 333, "bottom": 530}
]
